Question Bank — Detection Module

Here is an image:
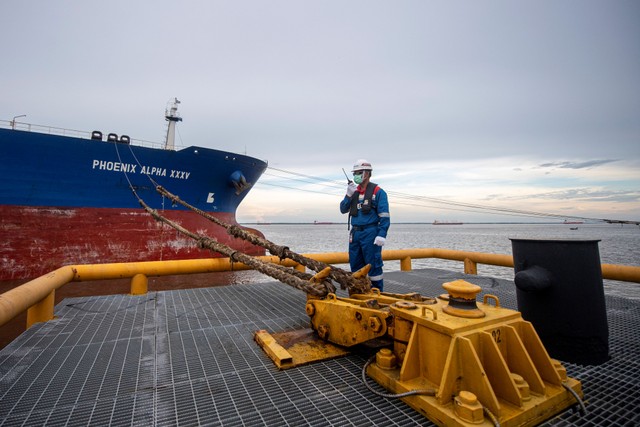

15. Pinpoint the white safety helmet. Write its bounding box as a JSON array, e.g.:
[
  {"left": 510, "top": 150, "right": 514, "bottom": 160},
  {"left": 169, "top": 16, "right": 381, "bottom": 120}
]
[{"left": 352, "top": 159, "right": 373, "bottom": 172}]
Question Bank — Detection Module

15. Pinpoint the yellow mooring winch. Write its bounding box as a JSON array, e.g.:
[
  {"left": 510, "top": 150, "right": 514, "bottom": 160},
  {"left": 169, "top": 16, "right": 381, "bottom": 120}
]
[
  {"left": 256, "top": 279, "right": 584, "bottom": 427},
  {"left": 143, "top": 188, "right": 584, "bottom": 425}
]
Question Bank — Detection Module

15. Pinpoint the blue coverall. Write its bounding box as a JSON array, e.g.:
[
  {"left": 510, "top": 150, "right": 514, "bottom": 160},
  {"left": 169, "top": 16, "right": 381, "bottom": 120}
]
[{"left": 339, "top": 184, "right": 390, "bottom": 291}]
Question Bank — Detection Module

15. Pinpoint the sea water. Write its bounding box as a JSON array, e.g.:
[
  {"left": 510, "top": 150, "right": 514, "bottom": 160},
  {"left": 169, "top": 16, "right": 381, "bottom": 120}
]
[{"left": 240, "top": 222, "right": 640, "bottom": 298}]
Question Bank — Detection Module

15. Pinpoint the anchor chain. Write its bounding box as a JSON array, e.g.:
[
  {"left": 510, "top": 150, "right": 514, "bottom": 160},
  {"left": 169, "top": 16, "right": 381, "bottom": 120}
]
[
  {"left": 140, "top": 199, "right": 336, "bottom": 297},
  {"left": 156, "top": 186, "right": 371, "bottom": 294}
]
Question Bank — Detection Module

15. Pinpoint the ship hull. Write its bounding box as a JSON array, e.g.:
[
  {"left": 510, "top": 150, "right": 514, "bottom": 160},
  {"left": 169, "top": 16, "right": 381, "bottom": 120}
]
[
  {"left": 0, "top": 127, "right": 267, "bottom": 280},
  {"left": 0, "top": 205, "right": 264, "bottom": 280}
]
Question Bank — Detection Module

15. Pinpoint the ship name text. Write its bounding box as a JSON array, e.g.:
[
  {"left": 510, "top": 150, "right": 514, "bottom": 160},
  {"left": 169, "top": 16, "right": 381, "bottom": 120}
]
[{"left": 92, "top": 160, "right": 191, "bottom": 180}]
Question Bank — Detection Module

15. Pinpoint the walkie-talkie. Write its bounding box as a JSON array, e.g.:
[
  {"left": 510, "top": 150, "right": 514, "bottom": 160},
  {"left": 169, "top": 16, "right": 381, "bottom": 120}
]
[{"left": 342, "top": 168, "right": 353, "bottom": 184}]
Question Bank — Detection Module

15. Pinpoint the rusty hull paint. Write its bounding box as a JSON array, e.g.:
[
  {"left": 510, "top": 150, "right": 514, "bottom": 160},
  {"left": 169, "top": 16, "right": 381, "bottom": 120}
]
[{"left": 0, "top": 205, "right": 265, "bottom": 280}]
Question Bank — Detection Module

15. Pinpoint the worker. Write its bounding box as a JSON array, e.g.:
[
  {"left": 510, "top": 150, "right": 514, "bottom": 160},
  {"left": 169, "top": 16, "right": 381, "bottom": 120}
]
[{"left": 339, "top": 159, "right": 390, "bottom": 291}]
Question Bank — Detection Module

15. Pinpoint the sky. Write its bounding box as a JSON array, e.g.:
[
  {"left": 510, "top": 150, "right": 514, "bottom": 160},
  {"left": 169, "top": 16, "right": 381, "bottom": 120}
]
[{"left": 2, "top": 1, "right": 639, "bottom": 224}]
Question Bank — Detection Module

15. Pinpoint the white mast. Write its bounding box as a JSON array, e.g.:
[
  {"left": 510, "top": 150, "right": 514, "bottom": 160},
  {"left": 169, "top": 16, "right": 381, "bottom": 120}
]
[{"left": 164, "top": 98, "right": 182, "bottom": 150}]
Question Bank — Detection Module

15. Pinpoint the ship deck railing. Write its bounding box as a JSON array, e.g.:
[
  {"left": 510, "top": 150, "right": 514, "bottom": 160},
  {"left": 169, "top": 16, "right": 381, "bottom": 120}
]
[
  {"left": 0, "top": 119, "right": 182, "bottom": 150},
  {"left": 1, "top": 248, "right": 639, "bottom": 331},
  {"left": 1, "top": 249, "right": 640, "bottom": 426}
]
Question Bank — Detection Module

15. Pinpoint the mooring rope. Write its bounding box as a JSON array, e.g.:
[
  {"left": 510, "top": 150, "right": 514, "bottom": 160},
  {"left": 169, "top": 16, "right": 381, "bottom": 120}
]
[
  {"left": 155, "top": 185, "right": 371, "bottom": 294},
  {"left": 139, "top": 199, "right": 336, "bottom": 297},
  {"left": 114, "top": 140, "right": 174, "bottom": 260},
  {"left": 113, "top": 142, "right": 367, "bottom": 295}
]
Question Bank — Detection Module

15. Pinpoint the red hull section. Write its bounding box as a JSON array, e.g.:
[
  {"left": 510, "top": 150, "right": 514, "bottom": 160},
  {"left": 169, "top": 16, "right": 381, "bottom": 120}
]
[{"left": 0, "top": 205, "right": 265, "bottom": 280}]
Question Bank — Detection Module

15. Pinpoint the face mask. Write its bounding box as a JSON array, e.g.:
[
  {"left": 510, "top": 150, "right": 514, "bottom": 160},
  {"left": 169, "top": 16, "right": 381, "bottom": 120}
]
[{"left": 353, "top": 173, "right": 363, "bottom": 185}]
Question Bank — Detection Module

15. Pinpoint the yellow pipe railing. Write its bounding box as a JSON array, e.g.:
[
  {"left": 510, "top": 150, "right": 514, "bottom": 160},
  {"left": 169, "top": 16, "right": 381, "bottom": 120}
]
[{"left": 1, "top": 248, "right": 638, "bottom": 329}]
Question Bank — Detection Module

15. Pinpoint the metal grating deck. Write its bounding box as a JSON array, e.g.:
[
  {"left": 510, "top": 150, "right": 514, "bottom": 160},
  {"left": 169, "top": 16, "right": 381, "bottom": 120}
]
[{"left": 0, "top": 268, "right": 638, "bottom": 426}]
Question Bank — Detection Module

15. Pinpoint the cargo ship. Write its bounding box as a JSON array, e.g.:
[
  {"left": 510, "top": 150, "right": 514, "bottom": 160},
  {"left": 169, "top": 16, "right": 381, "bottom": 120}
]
[
  {"left": 0, "top": 99, "right": 268, "bottom": 280},
  {"left": 432, "top": 220, "right": 463, "bottom": 225}
]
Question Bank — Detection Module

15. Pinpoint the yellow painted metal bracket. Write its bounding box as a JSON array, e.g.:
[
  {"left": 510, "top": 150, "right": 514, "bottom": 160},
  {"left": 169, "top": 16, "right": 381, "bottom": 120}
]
[
  {"left": 281, "top": 279, "right": 585, "bottom": 426},
  {"left": 254, "top": 330, "right": 294, "bottom": 369},
  {"left": 305, "top": 293, "right": 392, "bottom": 347},
  {"left": 363, "top": 280, "right": 583, "bottom": 426},
  {"left": 254, "top": 328, "right": 349, "bottom": 369}
]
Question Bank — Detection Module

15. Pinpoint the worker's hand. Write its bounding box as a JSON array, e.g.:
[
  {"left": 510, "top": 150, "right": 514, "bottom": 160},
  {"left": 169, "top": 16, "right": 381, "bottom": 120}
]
[
  {"left": 374, "top": 236, "right": 386, "bottom": 247},
  {"left": 346, "top": 182, "right": 357, "bottom": 197}
]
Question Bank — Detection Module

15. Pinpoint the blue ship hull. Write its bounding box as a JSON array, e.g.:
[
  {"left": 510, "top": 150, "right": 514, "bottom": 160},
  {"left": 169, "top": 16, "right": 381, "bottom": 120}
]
[
  {"left": 1, "top": 128, "right": 266, "bottom": 212},
  {"left": 0, "top": 126, "right": 267, "bottom": 279}
]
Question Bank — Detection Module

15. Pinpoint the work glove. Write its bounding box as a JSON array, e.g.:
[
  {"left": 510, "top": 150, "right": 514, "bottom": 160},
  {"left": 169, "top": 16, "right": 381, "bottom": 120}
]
[
  {"left": 346, "top": 182, "right": 357, "bottom": 197},
  {"left": 374, "top": 236, "right": 386, "bottom": 247}
]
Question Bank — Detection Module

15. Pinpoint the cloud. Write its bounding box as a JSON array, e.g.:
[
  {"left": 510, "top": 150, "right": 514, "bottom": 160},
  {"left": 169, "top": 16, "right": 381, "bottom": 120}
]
[
  {"left": 486, "top": 187, "right": 639, "bottom": 203},
  {"left": 538, "top": 160, "right": 619, "bottom": 170},
  {"left": 2, "top": 1, "right": 639, "bottom": 223}
]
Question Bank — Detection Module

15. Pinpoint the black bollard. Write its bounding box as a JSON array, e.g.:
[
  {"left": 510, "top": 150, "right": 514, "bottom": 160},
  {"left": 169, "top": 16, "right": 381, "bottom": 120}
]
[{"left": 510, "top": 238, "right": 610, "bottom": 365}]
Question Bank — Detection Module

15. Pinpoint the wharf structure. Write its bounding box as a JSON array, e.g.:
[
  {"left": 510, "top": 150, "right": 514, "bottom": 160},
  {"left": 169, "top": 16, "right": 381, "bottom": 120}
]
[{"left": 0, "top": 264, "right": 638, "bottom": 426}]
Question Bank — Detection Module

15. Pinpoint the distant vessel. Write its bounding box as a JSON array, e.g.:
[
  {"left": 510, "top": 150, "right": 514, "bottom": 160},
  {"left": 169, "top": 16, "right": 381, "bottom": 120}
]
[
  {"left": 0, "top": 99, "right": 268, "bottom": 280},
  {"left": 564, "top": 220, "right": 585, "bottom": 224},
  {"left": 432, "top": 220, "right": 463, "bottom": 225},
  {"left": 313, "top": 220, "right": 334, "bottom": 225}
]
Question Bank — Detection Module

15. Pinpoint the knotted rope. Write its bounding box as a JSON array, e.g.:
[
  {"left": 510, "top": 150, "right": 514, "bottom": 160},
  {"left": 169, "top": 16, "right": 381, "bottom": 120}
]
[{"left": 140, "top": 199, "right": 335, "bottom": 297}]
